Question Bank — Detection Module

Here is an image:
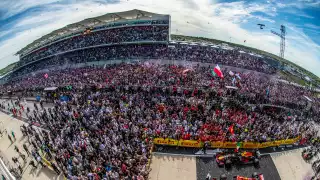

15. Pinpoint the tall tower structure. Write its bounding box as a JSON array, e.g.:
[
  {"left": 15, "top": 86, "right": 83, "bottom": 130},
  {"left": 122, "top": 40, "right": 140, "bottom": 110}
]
[{"left": 271, "top": 25, "right": 286, "bottom": 58}]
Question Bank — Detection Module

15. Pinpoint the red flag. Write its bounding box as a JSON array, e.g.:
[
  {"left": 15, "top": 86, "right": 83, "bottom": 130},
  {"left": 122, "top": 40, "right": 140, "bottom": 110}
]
[
  {"left": 213, "top": 65, "right": 224, "bottom": 78},
  {"left": 229, "top": 124, "right": 234, "bottom": 135}
]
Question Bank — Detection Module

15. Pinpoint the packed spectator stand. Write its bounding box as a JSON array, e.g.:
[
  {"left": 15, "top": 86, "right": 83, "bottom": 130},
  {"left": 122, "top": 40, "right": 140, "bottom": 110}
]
[
  {"left": 19, "top": 25, "right": 169, "bottom": 66},
  {"left": 2, "top": 63, "right": 320, "bottom": 179}
]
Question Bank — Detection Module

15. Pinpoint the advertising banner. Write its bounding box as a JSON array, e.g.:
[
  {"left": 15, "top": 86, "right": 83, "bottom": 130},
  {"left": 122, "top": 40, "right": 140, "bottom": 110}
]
[
  {"left": 179, "top": 140, "right": 202, "bottom": 148},
  {"left": 269, "top": 140, "right": 282, "bottom": 147},
  {"left": 153, "top": 138, "right": 179, "bottom": 146},
  {"left": 282, "top": 139, "right": 296, "bottom": 145},
  {"left": 211, "top": 141, "right": 224, "bottom": 148},
  {"left": 223, "top": 142, "right": 237, "bottom": 148},
  {"left": 259, "top": 142, "right": 272, "bottom": 148},
  {"left": 242, "top": 142, "right": 260, "bottom": 149},
  {"left": 153, "top": 137, "right": 300, "bottom": 149},
  {"left": 42, "top": 157, "right": 52, "bottom": 167}
]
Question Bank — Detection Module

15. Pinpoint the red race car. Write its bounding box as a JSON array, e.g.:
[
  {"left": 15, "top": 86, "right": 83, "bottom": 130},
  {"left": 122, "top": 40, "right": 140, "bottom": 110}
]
[
  {"left": 234, "top": 173, "right": 264, "bottom": 180},
  {"left": 215, "top": 150, "right": 261, "bottom": 168}
]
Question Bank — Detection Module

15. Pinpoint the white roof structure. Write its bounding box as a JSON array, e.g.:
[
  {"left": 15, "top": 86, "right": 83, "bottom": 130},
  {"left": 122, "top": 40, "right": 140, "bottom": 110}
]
[{"left": 17, "top": 9, "right": 169, "bottom": 56}]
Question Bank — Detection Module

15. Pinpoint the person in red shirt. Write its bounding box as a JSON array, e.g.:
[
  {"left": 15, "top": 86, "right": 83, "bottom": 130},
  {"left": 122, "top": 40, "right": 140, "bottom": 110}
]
[
  {"left": 183, "top": 106, "right": 189, "bottom": 114},
  {"left": 13, "top": 108, "right": 16, "bottom": 117},
  {"left": 173, "top": 86, "right": 177, "bottom": 93},
  {"left": 184, "top": 89, "right": 189, "bottom": 95},
  {"left": 191, "top": 105, "right": 198, "bottom": 112},
  {"left": 73, "top": 111, "right": 79, "bottom": 119},
  {"left": 183, "top": 133, "right": 191, "bottom": 140},
  {"left": 121, "top": 163, "right": 127, "bottom": 173}
]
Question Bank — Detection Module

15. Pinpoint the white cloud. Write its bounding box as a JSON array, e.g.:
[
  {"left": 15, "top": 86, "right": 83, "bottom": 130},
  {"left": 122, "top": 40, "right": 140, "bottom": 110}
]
[
  {"left": 276, "top": 0, "right": 320, "bottom": 9},
  {"left": 304, "top": 23, "right": 320, "bottom": 29},
  {"left": 0, "top": 0, "right": 58, "bottom": 20},
  {"left": 0, "top": 0, "right": 319, "bottom": 77}
]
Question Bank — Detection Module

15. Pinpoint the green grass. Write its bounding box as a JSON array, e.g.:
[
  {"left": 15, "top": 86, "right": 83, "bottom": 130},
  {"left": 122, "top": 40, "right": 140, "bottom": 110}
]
[{"left": 0, "top": 62, "right": 17, "bottom": 76}]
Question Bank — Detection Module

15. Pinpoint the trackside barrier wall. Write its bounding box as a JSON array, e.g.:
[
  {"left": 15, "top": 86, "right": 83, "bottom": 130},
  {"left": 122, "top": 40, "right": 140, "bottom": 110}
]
[
  {"left": 0, "top": 158, "right": 15, "bottom": 180},
  {"left": 153, "top": 136, "right": 300, "bottom": 149}
]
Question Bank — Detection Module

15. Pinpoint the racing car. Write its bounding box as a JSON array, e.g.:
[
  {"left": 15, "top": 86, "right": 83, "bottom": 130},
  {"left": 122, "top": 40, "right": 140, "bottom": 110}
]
[
  {"left": 215, "top": 150, "right": 261, "bottom": 169},
  {"left": 234, "top": 172, "right": 264, "bottom": 180}
]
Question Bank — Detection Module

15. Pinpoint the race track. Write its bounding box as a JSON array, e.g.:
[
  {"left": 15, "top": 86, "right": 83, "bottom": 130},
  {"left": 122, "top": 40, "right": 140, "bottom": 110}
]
[
  {"left": 196, "top": 155, "right": 281, "bottom": 180},
  {"left": 271, "top": 149, "right": 314, "bottom": 180}
]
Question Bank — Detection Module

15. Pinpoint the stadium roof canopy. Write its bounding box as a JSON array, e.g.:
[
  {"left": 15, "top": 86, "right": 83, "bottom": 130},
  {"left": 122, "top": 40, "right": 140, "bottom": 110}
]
[{"left": 17, "top": 9, "right": 168, "bottom": 56}]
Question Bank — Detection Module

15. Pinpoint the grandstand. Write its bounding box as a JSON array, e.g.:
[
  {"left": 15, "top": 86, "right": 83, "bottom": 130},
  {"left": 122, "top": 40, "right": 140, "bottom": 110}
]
[
  {"left": 8, "top": 9, "right": 282, "bottom": 81},
  {"left": 13, "top": 9, "right": 170, "bottom": 74}
]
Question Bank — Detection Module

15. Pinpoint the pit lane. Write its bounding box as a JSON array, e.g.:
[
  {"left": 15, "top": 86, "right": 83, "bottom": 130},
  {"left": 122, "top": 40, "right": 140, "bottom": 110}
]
[{"left": 196, "top": 155, "right": 281, "bottom": 180}]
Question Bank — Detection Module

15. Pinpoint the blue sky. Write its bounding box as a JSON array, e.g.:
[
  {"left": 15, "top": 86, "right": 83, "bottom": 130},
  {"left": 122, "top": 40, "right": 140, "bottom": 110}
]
[{"left": 0, "top": 0, "right": 319, "bottom": 76}]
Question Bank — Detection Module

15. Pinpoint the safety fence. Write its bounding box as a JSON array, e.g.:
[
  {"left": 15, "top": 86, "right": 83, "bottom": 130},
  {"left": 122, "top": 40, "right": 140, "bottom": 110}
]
[
  {"left": 153, "top": 136, "right": 301, "bottom": 149},
  {"left": 0, "top": 158, "right": 16, "bottom": 180}
]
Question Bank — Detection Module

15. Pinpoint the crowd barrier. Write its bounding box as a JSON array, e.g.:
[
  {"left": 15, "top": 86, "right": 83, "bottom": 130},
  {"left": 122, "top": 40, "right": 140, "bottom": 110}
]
[
  {"left": 153, "top": 136, "right": 300, "bottom": 149},
  {"left": 0, "top": 158, "right": 15, "bottom": 180}
]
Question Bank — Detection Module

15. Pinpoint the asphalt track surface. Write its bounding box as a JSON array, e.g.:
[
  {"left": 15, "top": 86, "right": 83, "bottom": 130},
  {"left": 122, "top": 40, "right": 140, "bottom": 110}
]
[{"left": 196, "top": 155, "right": 281, "bottom": 180}]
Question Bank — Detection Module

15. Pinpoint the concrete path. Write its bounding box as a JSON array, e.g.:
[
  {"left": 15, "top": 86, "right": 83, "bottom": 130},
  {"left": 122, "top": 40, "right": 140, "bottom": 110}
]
[
  {"left": 271, "top": 148, "right": 314, "bottom": 180},
  {"left": 0, "top": 112, "right": 63, "bottom": 180},
  {"left": 0, "top": 99, "right": 54, "bottom": 129},
  {"left": 149, "top": 154, "right": 197, "bottom": 180}
]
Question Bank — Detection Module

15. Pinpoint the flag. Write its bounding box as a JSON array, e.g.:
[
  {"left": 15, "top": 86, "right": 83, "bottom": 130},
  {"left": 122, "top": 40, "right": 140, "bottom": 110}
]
[
  {"left": 229, "top": 124, "right": 234, "bottom": 135},
  {"left": 229, "top": 71, "right": 234, "bottom": 76},
  {"left": 44, "top": 73, "right": 48, "bottom": 79},
  {"left": 210, "top": 70, "right": 216, "bottom": 77},
  {"left": 235, "top": 73, "right": 241, "bottom": 80},
  {"left": 232, "top": 77, "right": 236, "bottom": 86},
  {"left": 182, "top": 69, "right": 191, "bottom": 76},
  {"left": 236, "top": 142, "right": 241, "bottom": 150},
  {"left": 214, "top": 65, "right": 224, "bottom": 78}
]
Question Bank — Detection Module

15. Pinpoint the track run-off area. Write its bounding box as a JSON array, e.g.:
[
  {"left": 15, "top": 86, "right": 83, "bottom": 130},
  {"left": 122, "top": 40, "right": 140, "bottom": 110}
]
[{"left": 149, "top": 149, "right": 313, "bottom": 180}]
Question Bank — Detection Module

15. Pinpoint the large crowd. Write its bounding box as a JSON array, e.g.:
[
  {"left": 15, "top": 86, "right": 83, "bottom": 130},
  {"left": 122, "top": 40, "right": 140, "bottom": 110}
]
[
  {"left": 19, "top": 25, "right": 169, "bottom": 66},
  {"left": 15, "top": 21, "right": 278, "bottom": 77},
  {"left": 2, "top": 23, "right": 319, "bottom": 179},
  {"left": 5, "top": 63, "right": 318, "bottom": 115},
  {"left": 2, "top": 63, "right": 320, "bottom": 179},
  {"left": 12, "top": 42, "right": 277, "bottom": 80}
]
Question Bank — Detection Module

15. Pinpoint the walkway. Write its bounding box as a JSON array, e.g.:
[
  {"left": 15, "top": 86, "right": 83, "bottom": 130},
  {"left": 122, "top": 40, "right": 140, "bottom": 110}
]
[
  {"left": 271, "top": 149, "right": 313, "bottom": 180},
  {"left": 0, "top": 112, "right": 63, "bottom": 180},
  {"left": 149, "top": 154, "right": 197, "bottom": 180}
]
